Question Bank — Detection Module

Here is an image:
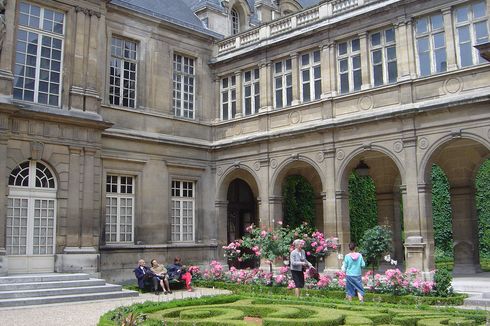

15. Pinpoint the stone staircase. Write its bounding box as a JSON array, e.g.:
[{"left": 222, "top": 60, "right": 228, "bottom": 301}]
[
  {"left": 452, "top": 273, "right": 490, "bottom": 308},
  {"left": 0, "top": 273, "right": 138, "bottom": 308}
]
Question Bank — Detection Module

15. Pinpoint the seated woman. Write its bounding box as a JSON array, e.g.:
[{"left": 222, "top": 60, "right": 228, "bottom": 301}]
[
  {"left": 133, "top": 259, "right": 160, "bottom": 295},
  {"left": 167, "top": 256, "right": 193, "bottom": 292},
  {"left": 150, "top": 259, "right": 172, "bottom": 294}
]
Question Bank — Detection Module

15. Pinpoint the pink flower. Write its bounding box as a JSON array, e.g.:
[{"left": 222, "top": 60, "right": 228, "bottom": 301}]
[
  {"left": 311, "top": 242, "right": 317, "bottom": 247},
  {"left": 275, "top": 275, "right": 285, "bottom": 284},
  {"left": 287, "top": 280, "right": 296, "bottom": 289},
  {"left": 306, "top": 251, "right": 311, "bottom": 256},
  {"left": 252, "top": 246, "right": 259, "bottom": 252},
  {"left": 260, "top": 230, "right": 267, "bottom": 238}
]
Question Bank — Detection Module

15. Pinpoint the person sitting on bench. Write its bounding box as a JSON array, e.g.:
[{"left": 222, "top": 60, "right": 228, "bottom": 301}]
[
  {"left": 133, "top": 259, "right": 161, "bottom": 295},
  {"left": 150, "top": 259, "right": 172, "bottom": 295},
  {"left": 167, "top": 256, "right": 193, "bottom": 292}
]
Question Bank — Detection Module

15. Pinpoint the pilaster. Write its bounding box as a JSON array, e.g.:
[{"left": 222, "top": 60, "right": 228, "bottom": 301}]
[
  {"left": 234, "top": 71, "right": 243, "bottom": 118},
  {"left": 394, "top": 17, "right": 411, "bottom": 81},
  {"left": 70, "top": 7, "right": 88, "bottom": 111},
  {"left": 442, "top": 7, "right": 458, "bottom": 71},
  {"left": 67, "top": 146, "right": 82, "bottom": 247},
  {"left": 359, "top": 32, "right": 370, "bottom": 90},
  {"left": 290, "top": 53, "right": 300, "bottom": 105},
  {"left": 0, "top": 136, "right": 7, "bottom": 275},
  {"left": 85, "top": 11, "right": 102, "bottom": 112},
  {"left": 259, "top": 61, "right": 272, "bottom": 112},
  {"left": 0, "top": 0, "right": 16, "bottom": 95},
  {"left": 320, "top": 42, "right": 334, "bottom": 98}
]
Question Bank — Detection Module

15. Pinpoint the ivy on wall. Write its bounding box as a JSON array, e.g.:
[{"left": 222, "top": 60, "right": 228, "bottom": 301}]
[
  {"left": 476, "top": 159, "right": 490, "bottom": 258},
  {"left": 431, "top": 165, "right": 453, "bottom": 258},
  {"left": 348, "top": 171, "right": 378, "bottom": 244},
  {"left": 282, "top": 175, "right": 315, "bottom": 228}
]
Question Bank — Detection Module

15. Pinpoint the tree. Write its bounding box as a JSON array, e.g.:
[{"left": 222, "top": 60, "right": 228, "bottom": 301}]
[
  {"left": 359, "top": 225, "right": 392, "bottom": 275},
  {"left": 348, "top": 171, "right": 378, "bottom": 244},
  {"left": 282, "top": 175, "right": 315, "bottom": 228}
]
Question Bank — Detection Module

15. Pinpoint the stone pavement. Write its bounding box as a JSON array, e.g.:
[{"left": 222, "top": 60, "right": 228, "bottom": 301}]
[{"left": 0, "top": 287, "right": 231, "bottom": 326}]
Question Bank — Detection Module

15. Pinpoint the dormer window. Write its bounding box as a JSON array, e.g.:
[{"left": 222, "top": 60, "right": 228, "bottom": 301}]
[{"left": 231, "top": 8, "right": 240, "bottom": 35}]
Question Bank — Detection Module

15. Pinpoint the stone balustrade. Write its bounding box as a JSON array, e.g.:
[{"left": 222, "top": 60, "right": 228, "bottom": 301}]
[{"left": 215, "top": 0, "right": 390, "bottom": 56}]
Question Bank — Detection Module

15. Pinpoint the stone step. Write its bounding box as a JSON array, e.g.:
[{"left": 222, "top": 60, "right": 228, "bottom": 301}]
[
  {"left": 0, "top": 273, "right": 90, "bottom": 284},
  {"left": 0, "top": 278, "right": 106, "bottom": 292},
  {"left": 0, "top": 290, "right": 139, "bottom": 308},
  {"left": 0, "top": 284, "right": 123, "bottom": 299},
  {"left": 463, "top": 296, "right": 490, "bottom": 307}
]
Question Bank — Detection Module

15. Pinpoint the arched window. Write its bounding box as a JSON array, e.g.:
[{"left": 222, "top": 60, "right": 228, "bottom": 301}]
[
  {"left": 7, "top": 161, "right": 57, "bottom": 257},
  {"left": 231, "top": 8, "right": 240, "bottom": 35}
]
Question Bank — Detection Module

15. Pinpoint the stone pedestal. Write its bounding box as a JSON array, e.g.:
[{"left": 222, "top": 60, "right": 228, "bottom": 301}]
[
  {"left": 404, "top": 236, "right": 425, "bottom": 271},
  {"left": 55, "top": 247, "right": 100, "bottom": 277}
]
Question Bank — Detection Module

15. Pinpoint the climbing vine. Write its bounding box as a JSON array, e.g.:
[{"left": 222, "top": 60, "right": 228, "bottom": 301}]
[
  {"left": 282, "top": 175, "right": 315, "bottom": 228},
  {"left": 348, "top": 171, "right": 378, "bottom": 244}
]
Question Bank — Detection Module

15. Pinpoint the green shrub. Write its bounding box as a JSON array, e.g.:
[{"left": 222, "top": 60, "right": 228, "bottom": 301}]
[
  {"left": 359, "top": 225, "right": 392, "bottom": 273},
  {"left": 433, "top": 268, "right": 453, "bottom": 297}
]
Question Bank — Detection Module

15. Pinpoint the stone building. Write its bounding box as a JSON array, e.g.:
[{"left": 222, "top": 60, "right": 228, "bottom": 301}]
[{"left": 0, "top": 0, "right": 488, "bottom": 282}]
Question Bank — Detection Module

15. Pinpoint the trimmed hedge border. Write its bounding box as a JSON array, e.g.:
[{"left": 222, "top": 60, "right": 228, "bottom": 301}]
[{"left": 193, "top": 280, "right": 467, "bottom": 306}]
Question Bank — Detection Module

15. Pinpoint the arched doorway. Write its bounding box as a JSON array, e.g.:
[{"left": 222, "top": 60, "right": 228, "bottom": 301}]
[
  {"left": 226, "top": 178, "right": 257, "bottom": 243},
  {"left": 7, "top": 160, "right": 57, "bottom": 273}
]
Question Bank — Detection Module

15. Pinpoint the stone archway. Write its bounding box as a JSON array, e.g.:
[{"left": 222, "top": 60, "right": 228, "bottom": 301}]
[
  {"left": 338, "top": 150, "right": 404, "bottom": 265},
  {"left": 421, "top": 138, "right": 490, "bottom": 274}
]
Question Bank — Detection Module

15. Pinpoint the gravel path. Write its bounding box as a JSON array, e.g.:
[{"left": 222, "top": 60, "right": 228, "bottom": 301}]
[{"left": 0, "top": 288, "right": 231, "bottom": 326}]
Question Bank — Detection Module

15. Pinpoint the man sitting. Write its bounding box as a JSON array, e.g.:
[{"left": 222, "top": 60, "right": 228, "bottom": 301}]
[
  {"left": 133, "top": 259, "right": 160, "bottom": 294},
  {"left": 167, "top": 256, "right": 193, "bottom": 292}
]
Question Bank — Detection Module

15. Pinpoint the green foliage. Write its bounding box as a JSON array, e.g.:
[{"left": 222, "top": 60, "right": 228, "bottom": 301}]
[
  {"left": 433, "top": 268, "right": 453, "bottom": 297},
  {"left": 476, "top": 159, "right": 490, "bottom": 258},
  {"left": 431, "top": 165, "right": 453, "bottom": 258},
  {"left": 348, "top": 172, "right": 378, "bottom": 244},
  {"left": 282, "top": 175, "right": 315, "bottom": 228},
  {"left": 359, "top": 226, "right": 392, "bottom": 271}
]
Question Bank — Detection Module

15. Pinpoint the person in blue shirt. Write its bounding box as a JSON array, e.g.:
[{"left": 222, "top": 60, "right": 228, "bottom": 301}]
[{"left": 341, "top": 242, "right": 366, "bottom": 303}]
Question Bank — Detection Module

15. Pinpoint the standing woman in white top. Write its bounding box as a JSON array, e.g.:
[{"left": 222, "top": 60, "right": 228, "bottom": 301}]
[{"left": 290, "top": 239, "right": 313, "bottom": 297}]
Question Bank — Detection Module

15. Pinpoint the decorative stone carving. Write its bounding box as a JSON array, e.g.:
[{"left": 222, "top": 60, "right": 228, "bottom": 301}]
[
  {"left": 288, "top": 110, "right": 301, "bottom": 124},
  {"left": 270, "top": 158, "right": 277, "bottom": 169},
  {"left": 358, "top": 95, "right": 374, "bottom": 110},
  {"left": 444, "top": 77, "right": 462, "bottom": 94},
  {"left": 253, "top": 161, "right": 261, "bottom": 171},
  {"left": 217, "top": 166, "right": 223, "bottom": 176},
  {"left": 418, "top": 137, "right": 429, "bottom": 150},
  {"left": 316, "top": 151, "right": 325, "bottom": 163},
  {"left": 30, "top": 142, "right": 44, "bottom": 161},
  {"left": 233, "top": 123, "right": 243, "bottom": 136},
  {"left": 393, "top": 141, "right": 403, "bottom": 153},
  {"left": 336, "top": 150, "right": 345, "bottom": 160}
]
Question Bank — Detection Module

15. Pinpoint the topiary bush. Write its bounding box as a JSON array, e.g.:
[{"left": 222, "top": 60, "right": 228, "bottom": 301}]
[
  {"left": 433, "top": 268, "right": 453, "bottom": 297},
  {"left": 359, "top": 225, "right": 392, "bottom": 274}
]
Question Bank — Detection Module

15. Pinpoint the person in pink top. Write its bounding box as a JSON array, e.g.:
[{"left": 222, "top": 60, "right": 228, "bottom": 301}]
[{"left": 341, "top": 242, "right": 366, "bottom": 302}]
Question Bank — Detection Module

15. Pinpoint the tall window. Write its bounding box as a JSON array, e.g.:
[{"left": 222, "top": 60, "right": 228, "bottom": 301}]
[
  {"left": 338, "top": 38, "right": 362, "bottom": 94},
  {"left": 13, "top": 2, "right": 64, "bottom": 106},
  {"left": 415, "top": 13, "right": 447, "bottom": 76},
  {"left": 454, "top": 1, "right": 489, "bottom": 67},
  {"left": 370, "top": 28, "right": 397, "bottom": 86},
  {"left": 171, "top": 180, "right": 195, "bottom": 242},
  {"left": 173, "top": 54, "right": 195, "bottom": 119},
  {"left": 274, "top": 58, "right": 292, "bottom": 109},
  {"left": 7, "top": 161, "right": 56, "bottom": 255},
  {"left": 105, "top": 175, "right": 134, "bottom": 243},
  {"left": 109, "top": 37, "right": 137, "bottom": 108},
  {"left": 221, "top": 75, "right": 236, "bottom": 120},
  {"left": 243, "top": 68, "right": 260, "bottom": 116},
  {"left": 231, "top": 8, "right": 240, "bottom": 35},
  {"left": 300, "top": 50, "right": 321, "bottom": 102}
]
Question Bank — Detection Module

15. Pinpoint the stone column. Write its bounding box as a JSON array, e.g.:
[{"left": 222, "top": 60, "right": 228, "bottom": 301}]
[
  {"left": 377, "top": 192, "right": 403, "bottom": 261},
  {"left": 85, "top": 11, "right": 101, "bottom": 112},
  {"left": 66, "top": 146, "right": 82, "bottom": 247},
  {"left": 214, "top": 76, "right": 221, "bottom": 121},
  {"left": 259, "top": 61, "right": 271, "bottom": 112},
  {"left": 322, "top": 148, "right": 337, "bottom": 234},
  {"left": 320, "top": 42, "right": 334, "bottom": 98},
  {"left": 392, "top": 188, "right": 404, "bottom": 262},
  {"left": 450, "top": 186, "right": 481, "bottom": 274},
  {"left": 81, "top": 147, "right": 96, "bottom": 247},
  {"left": 70, "top": 7, "right": 88, "bottom": 111},
  {"left": 401, "top": 133, "right": 427, "bottom": 271},
  {"left": 0, "top": 0, "right": 16, "bottom": 95},
  {"left": 234, "top": 71, "right": 243, "bottom": 118},
  {"left": 268, "top": 196, "right": 283, "bottom": 226},
  {"left": 214, "top": 200, "right": 228, "bottom": 249},
  {"left": 405, "top": 20, "right": 417, "bottom": 79},
  {"left": 418, "top": 183, "right": 435, "bottom": 271},
  {"left": 359, "top": 32, "right": 370, "bottom": 90},
  {"left": 442, "top": 7, "right": 458, "bottom": 71},
  {"left": 335, "top": 190, "right": 350, "bottom": 253},
  {"left": 290, "top": 53, "right": 300, "bottom": 105},
  {"left": 0, "top": 133, "right": 8, "bottom": 275},
  {"left": 394, "top": 17, "right": 411, "bottom": 81}
]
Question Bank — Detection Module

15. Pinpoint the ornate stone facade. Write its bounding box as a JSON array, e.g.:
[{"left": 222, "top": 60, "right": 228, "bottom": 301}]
[{"left": 0, "top": 0, "right": 488, "bottom": 281}]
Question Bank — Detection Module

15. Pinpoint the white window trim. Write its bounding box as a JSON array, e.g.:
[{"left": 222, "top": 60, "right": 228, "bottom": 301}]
[
  {"left": 300, "top": 50, "right": 321, "bottom": 102},
  {"left": 242, "top": 68, "right": 260, "bottom": 116},
  {"left": 105, "top": 175, "right": 135, "bottom": 243},
  {"left": 231, "top": 8, "right": 240, "bottom": 35},
  {"left": 14, "top": 3, "right": 65, "bottom": 107},
  {"left": 171, "top": 180, "right": 196, "bottom": 243},
  {"left": 337, "top": 38, "right": 362, "bottom": 94},
  {"left": 173, "top": 53, "right": 196, "bottom": 119},
  {"left": 109, "top": 36, "right": 138, "bottom": 108},
  {"left": 370, "top": 27, "right": 397, "bottom": 86},
  {"left": 273, "top": 58, "right": 292, "bottom": 109},
  {"left": 415, "top": 13, "right": 447, "bottom": 76},
  {"left": 220, "top": 75, "right": 236, "bottom": 120}
]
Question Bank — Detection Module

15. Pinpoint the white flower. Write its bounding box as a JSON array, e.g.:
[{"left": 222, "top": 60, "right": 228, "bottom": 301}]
[
  {"left": 384, "top": 254, "right": 391, "bottom": 262},
  {"left": 390, "top": 259, "right": 397, "bottom": 266},
  {"left": 337, "top": 254, "right": 344, "bottom": 260}
]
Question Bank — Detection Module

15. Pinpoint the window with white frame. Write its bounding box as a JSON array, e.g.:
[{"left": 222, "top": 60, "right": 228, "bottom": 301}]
[
  {"left": 454, "top": 1, "right": 489, "bottom": 67},
  {"left": 338, "top": 38, "right": 362, "bottom": 94},
  {"left": 243, "top": 68, "right": 260, "bottom": 115},
  {"left": 109, "top": 37, "right": 137, "bottom": 108},
  {"left": 370, "top": 28, "right": 397, "bottom": 86},
  {"left": 13, "top": 2, "right": 64, "bottom": 106},
  {"left": 231, "top": 8, "right": 240, "bottom": 35},
  {"left": 105, "top": 175, "right": 134, "bottom": 243},
  {"left": 7, "top": 161, "right": 57, "bottom": 256},
  {"left": 221, "top": 75, "right": 236, "bottom": 120},
  {"left": 415, "top": 13, "right": 447, "bottom": 76},
  {"left": 274, "top": 58, "right": 292, "bottom": 109},
  {"left": 300, "top": 50, "right": 321, "bottom": 102},
  {"left": 173, "top": 54, "right": 195, "bottom": 119},
  {"left": 171, "top": 180, "right": 195, "bottom": 242}
]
